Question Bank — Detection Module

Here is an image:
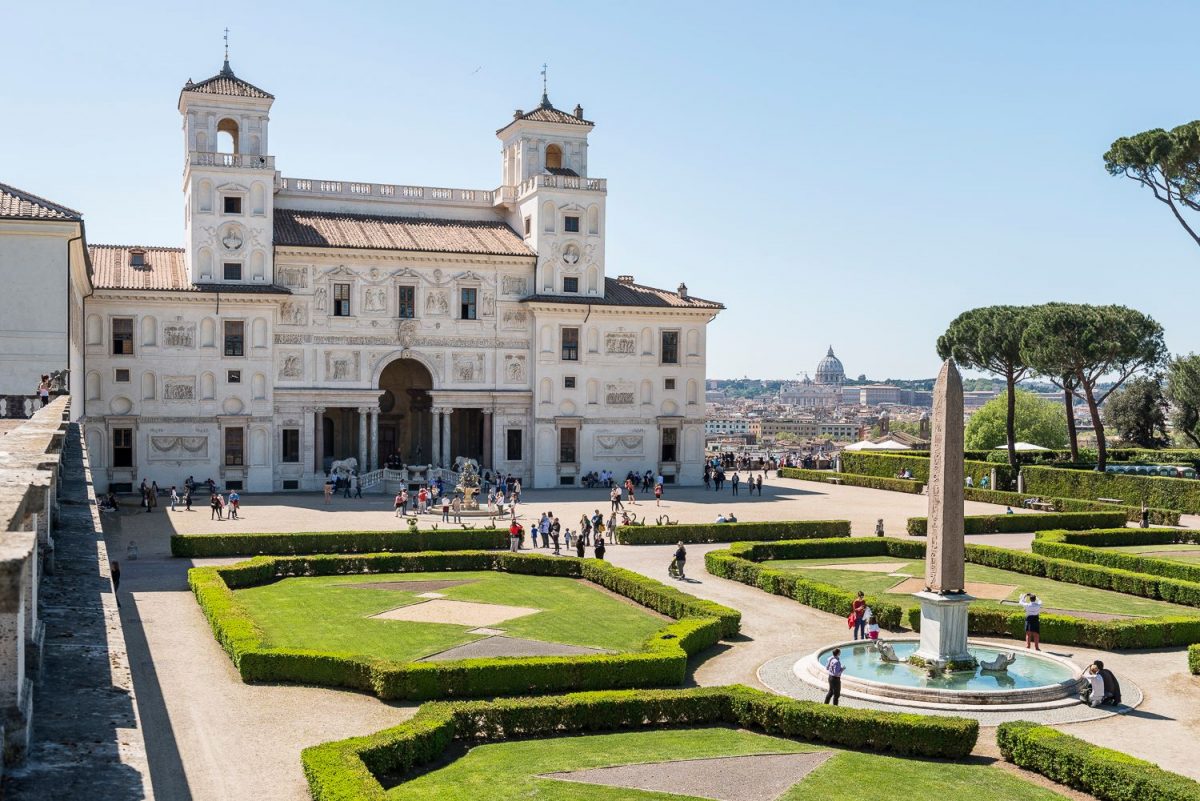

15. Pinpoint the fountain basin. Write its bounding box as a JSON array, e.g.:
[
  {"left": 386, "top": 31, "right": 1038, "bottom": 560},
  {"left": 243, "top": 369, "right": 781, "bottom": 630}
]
[{"left": 794, "top": 639, "right": 1084, "bottom": 709}]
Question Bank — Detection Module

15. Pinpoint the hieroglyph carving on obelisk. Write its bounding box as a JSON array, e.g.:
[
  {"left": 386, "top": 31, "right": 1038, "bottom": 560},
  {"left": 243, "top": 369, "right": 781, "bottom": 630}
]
[{"left": 925, "top": 359, "right": 966, "bottom": 593}]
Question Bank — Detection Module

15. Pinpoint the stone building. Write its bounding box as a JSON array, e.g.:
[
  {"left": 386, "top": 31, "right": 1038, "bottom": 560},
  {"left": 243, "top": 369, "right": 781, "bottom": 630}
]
[
  {"left": 76, "top": 58, "right": 722, "bottom": 492},
  {"left": 778, "top": 347, "right": 846, "bottom": 409}
]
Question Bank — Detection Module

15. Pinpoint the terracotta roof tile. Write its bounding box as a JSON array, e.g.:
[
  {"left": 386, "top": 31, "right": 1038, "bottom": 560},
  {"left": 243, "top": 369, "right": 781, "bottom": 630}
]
[
  {"left": 497, "top": 99, "right": 593, "bottom": 134},
  {"left": 525, "top": 277, "right": 724, "bottom": 310},
  {"left": 274, "top": 209, "right": 534, "bottom": 257},
  {"left": 0, "top": 182, "right": 82, "bottom": 221},
  {"left": 182, "top": 62, "right": 273, "bottom": 100},
  {"left": 89, "top": 245, "right": 189, "bottom": 290}
]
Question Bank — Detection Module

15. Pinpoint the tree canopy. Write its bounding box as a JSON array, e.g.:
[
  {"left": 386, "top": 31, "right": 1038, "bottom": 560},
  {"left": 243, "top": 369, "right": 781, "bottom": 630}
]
[
  {"left": 1166, "top": 354, "right": 1200, "bottom": 447},
  {"left": 964, "top": 389, "right": 1068, "bottom": 451},
  {"left": 1105, "top": 121, "right": 1200, "bottom": 248},
  {"left": 1103, "top": 375, "right": 1169, "bottom": 449}
]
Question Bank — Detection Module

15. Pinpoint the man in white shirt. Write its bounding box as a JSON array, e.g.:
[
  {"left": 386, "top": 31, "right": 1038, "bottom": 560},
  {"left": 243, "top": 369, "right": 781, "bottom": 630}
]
[{"left": 1019, "top": 593, "right": 1042, "bottom": 650}]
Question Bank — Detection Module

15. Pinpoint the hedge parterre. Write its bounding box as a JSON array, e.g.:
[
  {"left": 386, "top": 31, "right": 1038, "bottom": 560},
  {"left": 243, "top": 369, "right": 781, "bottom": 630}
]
[
  {"left": 615, "top": 519, "right": 850, "bottom": 545},
  {"left": 778, "top": 467, "right": 925, "bottom": 494},
  {"left": 998, "top": 721, "right": 1200, "bottom": 801},
  {"left": 190, "top": 550, "right": 740, "bottom": 701},
  {"left": 906, "top": 511, "right": 1128, "bottom": 536},
  {"left": 1033, "top": 528, "right": 1200, "bottom": 584},
  {"left": 301, "top": 686, "right": 980, "bottom": 801},
  {"left": 1022, "top": 464, "right": 1200, "bottom": 515},
  {"left": 171, "top": 528, "right": 507, "bottom": 557}
]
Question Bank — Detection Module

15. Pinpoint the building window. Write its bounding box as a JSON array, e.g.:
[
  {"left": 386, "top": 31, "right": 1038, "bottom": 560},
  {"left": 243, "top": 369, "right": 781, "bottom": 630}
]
[
  {"left": 223, "top": 196, "right": 242, "bottom": 214},
  {"left": 114, "top": 368, "right": 130, "bottom": 383},
  {"left": 333, "top": 283, "right": 351, "bottom": 316},
  {"left": 506, "top": 429, "right": 523, "bottom": 461},
  {"left": 563, "top": 276, "right": 579, "bottom": 293},
  {"left": 564, "top": 215, "right": 580, "bottom": 233},
  {"left": 661, "top": 330, "right": 680, "bottom": 365},
  {"left": 460, "top": 288, "right": 477, "bottom": 320},
  {"left": 564, "top": 376, "right": 576, "bottom": 389},
  {"left": 225, "top": 426, "right": 245, "bottom": 466},
  {"left": 561, "top": 327, "right": 579, "bottom": 361},
  {"left": 665, "top": 378, "right": 676, "bottom": 390},
  {"left": 112, "top": 428, "right": 133, "bottom": 468},
  {"left": 281, "top": 429, "right": 300, "bottom": 463},
  {"left": 224, "top": 320, "right": 244, "bottom": 357},
  {"left": 223, "top": 262, "right": 242, "bottom": 281},
  {"left": 661, "top": 428, "right": 678, "bottom": 462},
  {"left": 545, "top": 144, "right": 563, "bottom": 170},
  {"left": 398, "top": 286, "right": 416, "bottom": 319},
  {"left": 227, "top": 370, "right": 241, "bottom": 384},
  {"left": 129, "top": 249, "right": 146, "bottom": 268},
  {"left": 559, "top": 427, "right": 577, "bottom": 464},
  {"left": 112, "top": 317, "right": 134, "bottom": 355},
  {"left": 523, "top": 216, "right": 532, "bottom": 237}
]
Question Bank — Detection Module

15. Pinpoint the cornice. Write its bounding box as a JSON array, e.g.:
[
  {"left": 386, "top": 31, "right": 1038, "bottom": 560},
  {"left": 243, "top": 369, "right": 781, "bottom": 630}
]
[{"left": 274, "top": 246, "right": 534, "bottom": 267}]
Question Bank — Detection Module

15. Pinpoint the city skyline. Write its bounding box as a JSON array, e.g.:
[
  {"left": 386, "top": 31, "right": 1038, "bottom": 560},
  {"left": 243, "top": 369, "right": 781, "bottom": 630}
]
[{"left": 5, "top": 2, "right": 1200, "bottom": 379}]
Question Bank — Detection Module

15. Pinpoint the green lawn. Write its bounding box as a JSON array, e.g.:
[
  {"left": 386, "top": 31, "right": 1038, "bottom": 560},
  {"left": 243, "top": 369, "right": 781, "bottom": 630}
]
[
  {"left": 760, "top": 555, "right": 1200, "bottom": 618},
  {"left": 385, "top": 727, "right": 1067, "bottom": 800},
  {"left": 1100, "top": 544, "right": 1200, "bottom": 564},
  {"left": 234, "top": 571, "right": 667, "bottom": 663}
]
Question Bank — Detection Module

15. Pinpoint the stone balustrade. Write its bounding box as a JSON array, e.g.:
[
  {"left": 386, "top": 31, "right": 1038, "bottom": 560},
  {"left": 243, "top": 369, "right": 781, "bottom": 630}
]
[
  {"left": 188, "top": 151, "right": 275, "bottom": 170},
  {"left": 279, "top": 176, "right": 496, "bottom": 206}
]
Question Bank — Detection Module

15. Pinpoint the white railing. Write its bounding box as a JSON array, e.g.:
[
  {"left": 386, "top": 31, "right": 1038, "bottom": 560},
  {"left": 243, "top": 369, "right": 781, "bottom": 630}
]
[
  {"left": 359, "top": 469, "right": 384, "bottom": 489},
  {"left": 278, "top": 177, "right": 495, "bottom": 206},
  {"left": 190, "top": 152, "right": 275, "bottom": 170},
  {"left": 515, "top": 174, "right": 607, "bottom": 197}
]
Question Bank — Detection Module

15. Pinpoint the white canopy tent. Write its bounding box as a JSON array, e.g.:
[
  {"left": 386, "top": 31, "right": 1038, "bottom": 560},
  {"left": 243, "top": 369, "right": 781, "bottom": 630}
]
[{"left": 993, "top": 442, "right": 1051, "bottom": 452}]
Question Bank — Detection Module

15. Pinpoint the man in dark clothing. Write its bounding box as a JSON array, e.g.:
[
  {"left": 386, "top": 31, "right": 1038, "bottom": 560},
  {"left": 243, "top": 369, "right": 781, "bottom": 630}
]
[
  {"left": 1096, "top": 660, "right": 1122, "bottom": 705},
  {"left": 111, "top": 560, "right": 121, "bottom": 607}
]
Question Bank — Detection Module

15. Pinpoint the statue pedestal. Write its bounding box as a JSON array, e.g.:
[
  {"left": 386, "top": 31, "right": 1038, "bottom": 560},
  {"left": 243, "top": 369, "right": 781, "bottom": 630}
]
[{"left": 911, "top": 591, "right": 975, "bottom": 668}]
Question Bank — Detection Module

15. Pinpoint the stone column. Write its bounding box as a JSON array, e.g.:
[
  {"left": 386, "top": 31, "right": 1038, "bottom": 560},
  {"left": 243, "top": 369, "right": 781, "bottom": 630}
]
[
  {"left": 430, "top": 407, "right": 442, "bottom": 468},
  {"left": 481, "top": 410, "right": 493, "bottom": 470},
  {"left": 441, "top": 408, "right": 453, "bottom": 468},
  {"left": 0, "top": 535, "right": 31, "bottom": 749},
  {"left": 357, "top": 407, "right": 369, "bottom": 473},
  {"left": 314, "top": 407, "right": 326, "bottom": 477},
  {"left": 369, "top": 408, "right": 379, "bottom": 472}
]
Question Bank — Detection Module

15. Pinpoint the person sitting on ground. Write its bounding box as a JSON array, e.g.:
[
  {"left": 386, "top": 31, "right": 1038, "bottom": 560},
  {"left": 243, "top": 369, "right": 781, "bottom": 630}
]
[
  {"left": 714, "top": 513, "right": 727, "bottom": 524},
  {"left": 1082, "top": 662, "right": 1106, "bottom": 707},
  {"left": 1006, "top": 506, "right": 1014, "bottom": 514},
  {"left": 866, "top": 611, "right": 879, "bottom": 640},
  {"left": 726, "top": 512, "right": 738, "bottom": 523},
  {"left": 1095, "top": 660, "right": 1121, "bottom": 706}
]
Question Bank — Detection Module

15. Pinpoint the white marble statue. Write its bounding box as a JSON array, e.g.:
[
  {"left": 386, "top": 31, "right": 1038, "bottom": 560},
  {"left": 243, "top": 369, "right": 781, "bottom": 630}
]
[
  {"left": 876, "top": 642, "right": 904, "bottom": 663},
  {"left": 978, "top": 651, "right": 1016, "bottom": 672},
  {"left": 329, "top": 457, "right": 358, "bottom": 481}
]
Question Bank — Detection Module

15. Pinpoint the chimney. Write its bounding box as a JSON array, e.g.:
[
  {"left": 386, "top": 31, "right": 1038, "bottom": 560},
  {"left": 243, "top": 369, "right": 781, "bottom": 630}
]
[
  {"left": 617, "top": 275, "right": 635, "bottom": 285},
  {"left": 677, "top": 282, "right": 688, "bottom": 299},
  {"left": 513, "top": 109, "right": 523, "bottom": 119},
  {"left": 574, "top": 104, "right": 584, "bottom": 119}
]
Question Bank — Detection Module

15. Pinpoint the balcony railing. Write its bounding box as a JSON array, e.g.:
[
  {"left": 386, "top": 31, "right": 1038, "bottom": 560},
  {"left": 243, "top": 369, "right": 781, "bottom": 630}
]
[
  {"left": 278, "top": 177, "right": 495, "bottom": 206},
  {"left": 189, "top": 151, "right": 276, "bottom": 170},
  {"left": 516, "top": 174, "right": 606, "bottom": 198}
]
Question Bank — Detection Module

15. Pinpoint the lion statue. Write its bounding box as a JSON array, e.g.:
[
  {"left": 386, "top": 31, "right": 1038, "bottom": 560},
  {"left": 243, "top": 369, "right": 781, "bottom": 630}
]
[{"left": 329, "top": 457, "right": 358, "bottom": 481}]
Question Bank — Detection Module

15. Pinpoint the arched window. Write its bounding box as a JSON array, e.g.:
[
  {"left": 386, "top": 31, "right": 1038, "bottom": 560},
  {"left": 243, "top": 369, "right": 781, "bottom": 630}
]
[
  {"left": 545, "top": 144, "right": 563, "bottom": 171},
  {"left": 217, "top": 118, "right": 239, "bottom": 154}
]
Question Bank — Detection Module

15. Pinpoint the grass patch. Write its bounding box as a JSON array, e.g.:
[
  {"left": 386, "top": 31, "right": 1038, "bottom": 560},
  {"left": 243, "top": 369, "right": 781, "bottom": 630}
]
[
  {"left": 761, "top": 556, "right": 1200, "bottom": 618},
  {"left": 385, "top": 727, "right": 1062, "bottom": 801},
  {"left": 1100, "top": 544, "right": 1200, "bottom": 564},
  {"left": 235, "top": 571, "right": 665, "bottom": 662}
]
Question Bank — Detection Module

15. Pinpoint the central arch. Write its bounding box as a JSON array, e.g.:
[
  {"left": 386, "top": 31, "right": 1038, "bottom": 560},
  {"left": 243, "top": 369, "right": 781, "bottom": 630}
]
[{"left": 377, "top": 358, "right": 434, "bottom": 466}]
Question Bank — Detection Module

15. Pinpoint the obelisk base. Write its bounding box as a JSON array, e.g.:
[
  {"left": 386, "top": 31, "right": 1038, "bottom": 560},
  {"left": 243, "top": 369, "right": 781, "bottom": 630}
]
[{"left": 911, "top": 591, "right": 976, "bottom": 670}]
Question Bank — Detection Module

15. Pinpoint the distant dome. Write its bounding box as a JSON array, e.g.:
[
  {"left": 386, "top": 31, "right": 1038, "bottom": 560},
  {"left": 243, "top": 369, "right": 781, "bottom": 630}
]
[{"left": 815, "top": 346, "right": 845, "bottom": 386}]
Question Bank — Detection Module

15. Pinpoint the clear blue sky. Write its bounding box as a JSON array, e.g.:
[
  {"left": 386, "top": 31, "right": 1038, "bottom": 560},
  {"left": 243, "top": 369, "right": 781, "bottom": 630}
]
[{"left": 5, "top": 1, "right": 1199, "bottom": 380}]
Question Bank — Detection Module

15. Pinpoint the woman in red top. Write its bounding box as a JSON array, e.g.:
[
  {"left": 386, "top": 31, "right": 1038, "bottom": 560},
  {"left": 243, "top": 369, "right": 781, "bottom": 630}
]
[{"left": 851, "top": 591, "right": 867, "bottom": 640}]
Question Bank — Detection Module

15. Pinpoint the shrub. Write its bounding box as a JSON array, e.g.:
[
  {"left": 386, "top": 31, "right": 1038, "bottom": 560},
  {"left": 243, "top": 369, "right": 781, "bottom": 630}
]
[
  {"left": 1032, "top": 529, "right": 1200, "bottom": 584},
  {"left": 1022, "top": 465, "right": 1200, "bottom": 513},
  {"left": 1191, "top": 643, "right": 1200, "bottom": 675},
  {"left": 906, "top": 511, "right": 1128, "bottom": 536},
  {"left": 171, "top": 528, "right": 507, "bottom": 557},
  {"left": 189, "top": 550, "right": 739, "bottom": 701},
  {"left": 779, "top": 468, "right": 924, "bottom": 494},
  {"left": 302, "top": 686, "right": 980, "bottom": 800},
  {"left": 840, "top": 451, "right": 1015, "bottom": 488},
  {"left": 997, "top": 721, "right": 1200, "bottom": 801},
  {"left": 616, "top": 519, "right": 850, "bottom": 545},
  {"left": 1037, "top": 528, "right": 1200, "bottom": 548},
  {"left": 963, "top": 487, "right": 1179, "bottom": 526}
]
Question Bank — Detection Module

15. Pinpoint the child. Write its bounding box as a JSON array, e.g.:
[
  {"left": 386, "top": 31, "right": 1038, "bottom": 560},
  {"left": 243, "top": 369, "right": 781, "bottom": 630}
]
[{"left": 866, "top": 612, "right": 879, "bottom": 640}]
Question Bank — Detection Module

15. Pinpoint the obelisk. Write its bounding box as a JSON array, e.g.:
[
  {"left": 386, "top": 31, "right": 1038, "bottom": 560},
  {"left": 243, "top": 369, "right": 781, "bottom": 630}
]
[{"left": 912, "top": 358, "right": 975, "bottom": 669}]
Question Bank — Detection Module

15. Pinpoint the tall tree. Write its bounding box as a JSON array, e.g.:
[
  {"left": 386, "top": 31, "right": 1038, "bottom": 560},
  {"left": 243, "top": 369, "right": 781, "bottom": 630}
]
[
  {"left": 1022, "top": 304, "right": 1166, "bottom": 470},
  {"left": 1166, "top": 353, "right": 1200, "bottom": 447},
  {"left": 1104, "top": 122, "right": 1200, "bottom": 248},
  {"left": 937, "top": 306, "right": 1032, "bottom": 471},
  {"left": 964, "top": 389, "right": 1069, "bottom": 451},
  {"left": 1103, "top": 375, "right": 1169, "bottom": 448}
]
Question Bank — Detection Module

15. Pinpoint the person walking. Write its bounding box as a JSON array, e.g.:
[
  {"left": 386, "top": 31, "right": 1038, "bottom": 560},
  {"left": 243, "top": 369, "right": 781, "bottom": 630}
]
[
  {"left": 824, "top": 647, "right": 844, "bottom": 705},
  {"left": 184, "top": 486, "right": 192, "bottom": 512},
  {"left": 654, "top": 482, "right": 663, "bottom": 507},
  {"left": 138, "top": 478, "right": 148, "bottom": 510},
  {"left": 394, "top": 491, "right": 404, "bottom": 517},
  {"left": 343, "top": 474, "right": 352, "bottom": 499},
  {"left": 145, "top": 482, "right": 158, "bottom": 514},
  {"left": 37, "top": 374, "right": 51, "bottom": 406},
  {"left": 442, "top": 494, "right": 451, "bottom": 522},
  {"left": 1020, "top": 592, "right": 1042, "bottom": 650},
  {"left": 594, "top": 535, "right": 606, "bottom": 560},
  {"left": 610, "top": 486, "right": 622, "bottom": 512},
  {"left": 228, "top": 490, "right": 240, "bottom": 520},
  {"left": 551, "top": 517, "right": 561, "bottom": 555},
  {"left": 538, "top": 512, "right": 551, "bottom": 548},
  {"left": 625, "top": 477, "right": 637, "bottom": 505},
  {"left": 672, "top": 541, "right": 687, "bottom": 580},
  {"left": 323, "top": 479, "right": 333, "bottom": 505},
  {"left": 852, "top": 591, "right": 867, "bottom": 640},
  {"left": 513, "top": 479, "right": 522, "bottom": 505},
  {"left": 575, "top": 532, "right": 586, "bottom": 558},
  {"left": 731, "top": 472, "right": 740, "bottom": 496},
  {"left": 1140, "top": 503, "right": 1150, "bottom": 529},
  {"left": 353, "top": 473, "right": 363, "bottom": 499},
  {"left": 451, "top": 495, "right": 462, "bottom": 523},
  {"left": 755, "top": 474, "right": 763, "bottom": 496},
  {"left": 110, "top": 560, "right": 121, "bottom": 607},
  {"left": 170, "top": 486, "right": 179, "bottom": 512},
  {"left": 509, "top": 519, "right": 521, "bottom": 552},
  {"left": 210, "top": 492, "right": 222, "bottom": 520}
]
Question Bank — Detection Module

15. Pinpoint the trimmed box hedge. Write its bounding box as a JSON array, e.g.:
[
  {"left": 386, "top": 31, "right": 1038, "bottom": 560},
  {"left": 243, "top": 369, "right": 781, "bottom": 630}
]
[
  {"left": 615, "top": 519, "right": 851, "bottom": 545},
  {"left": 779, "top": 467, "right": 925, "bottom": 494},
  {"left": 840, "top": 451, "right": 1015, "bottom": 488},
  {"left": 190, "top": 550, "right": 739, "bottom": 701},
  {"left": 707, "top": 537, "right": 1200, "bottom": 650},
  {"left": 1191, "top": 643, "right": 1200, "bottom": 674},
  {"left": 302, "top": 685, "right": 980, "bottom": 801},
  {"left": 1032, "top": 528, "right": 1200, "bottom": 584},
  {"left": 963, "top": 486, "right": 1180, "bottom": 526},
  {"left": 1023, "top": 464, "right": 1200, "bottom": 514},
  {"left": 998, "top": 720, "right": 1200, "bottom": 801},
  {"left": 906, "top": 510, "right": 1128, "bottom": 536},
  {"left": 171, "top": 528, "right": 508, "bottom": 557}
]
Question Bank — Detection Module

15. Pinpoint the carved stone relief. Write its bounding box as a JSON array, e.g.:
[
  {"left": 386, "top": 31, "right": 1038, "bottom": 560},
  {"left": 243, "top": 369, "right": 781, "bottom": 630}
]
[
  {"left": 501, "top": 307, "right": 528, "bottom": 330},
  {"left": 149, "top": 435, "right": 209, "bottom": 460},
  {"left": 278, "top": 352, "right": 304, "bottom": 380},
  {"left": 362, "top": 287, "right": 387, "bottom": 313},
  {"left": 605, "top": 332, "right": 637, "bottom": 355},
  {"left": 503, "top": 354, "right": 527, "bottom": 384},
  {"left": 425, "top": 290, "right": 449, "bottom": 315},
  {"left": 501, "top": 275, "right": 527, "bottom": 296},
  {"left": 481, "top": 293, "right": 495, "bottom": 317},
  {"left": 604, "top": 381, "right": 635, "bottom": 406},
  {"left": 279, "top": 301, "right": 307, "bottom": 326},
  {"left": 314, "top": 286, "right": 328, "bottom": 312},
  {"left": 163, "top": 377, "right": 196, "bottom": 400},
  {"left": 325, "top": 351, "right": 360, "bottom": 382},
  {"left": 162, "top": 323, "right": 196, "bottom": 349},
  {"left": 592, "top": 431, "right": 643, "bottom": 457},
  {"left": 452, "top": 352, "right": 485, "bottom": 383},
  {"left": 278, "top": 266, "right": 309, "bottom": 288}
]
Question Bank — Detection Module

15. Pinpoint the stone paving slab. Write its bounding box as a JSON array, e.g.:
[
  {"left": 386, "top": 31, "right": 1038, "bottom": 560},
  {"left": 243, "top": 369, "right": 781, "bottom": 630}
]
[{"left": 543, "top": 751, "right": 833, "bottom": 801}]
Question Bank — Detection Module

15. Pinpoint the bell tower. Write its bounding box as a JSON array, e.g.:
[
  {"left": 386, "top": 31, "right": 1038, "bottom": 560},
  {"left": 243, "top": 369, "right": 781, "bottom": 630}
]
[
  {"left": 179, "top": 50, "right": 276, "bottom": 286},
  {"left": 495, "top": 76, "right": 606, "bottom": 298}
]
